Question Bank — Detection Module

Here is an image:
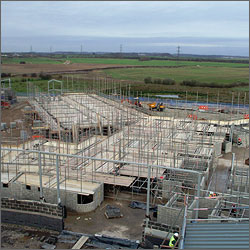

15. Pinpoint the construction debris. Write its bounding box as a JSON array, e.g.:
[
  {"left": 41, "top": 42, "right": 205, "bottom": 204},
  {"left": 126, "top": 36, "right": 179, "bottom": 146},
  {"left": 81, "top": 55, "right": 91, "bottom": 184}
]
[
  {"left": 71, "top": 236, "right": 89, "bottom": 249},
  {"left": 105, "top": 205, "right": 123, "bottom": 219},
  {"left": 1, "top": 76, "right": 249, "bottom": 249},
  {"left": 129, "top": 201, "right": 157, "bottom": 211}
]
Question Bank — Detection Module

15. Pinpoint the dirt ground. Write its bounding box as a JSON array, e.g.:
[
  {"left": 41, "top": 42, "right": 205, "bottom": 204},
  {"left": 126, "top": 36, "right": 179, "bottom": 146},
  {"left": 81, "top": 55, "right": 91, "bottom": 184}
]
[
  {"left": 1, "top": 98, "right": 248, "bottom": 248},
  {"left": 1, "top": 223, "right": 60, "bottom": 249},
  {"left": 1, "top": 195, "right": 146, "bottom": 249},
  {"left": 1, "top": 99, "right": 28, "bottom": 124},
  {"left": 1, "top": 99, "right": 33, "bottom": 143},
  {"left": 2, "top": 63, "right": 144, "bottom": 75},
  {"left": 64, "top": 197, "right": 146, "bottom": 240},
  {"left": 222, "top": 145, "right": 249, "bottom": 161},
  {"left": 139, "top": 102, "right": 246, "bottom": 121}
]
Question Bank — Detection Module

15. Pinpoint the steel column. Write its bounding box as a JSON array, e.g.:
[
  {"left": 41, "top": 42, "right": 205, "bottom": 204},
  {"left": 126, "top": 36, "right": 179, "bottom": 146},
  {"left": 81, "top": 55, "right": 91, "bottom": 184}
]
[
  {"left": 146, "top": 165, "right": 151, "bottom": 225},
  {"left": 38, "top": 152, "right": 43, "bottom": 199},
  {"left": 56, "top": 154, "right": 61, "bottom": 205},
  {"left": 195, "top": 173, "right": 201, "bottom": 219}
]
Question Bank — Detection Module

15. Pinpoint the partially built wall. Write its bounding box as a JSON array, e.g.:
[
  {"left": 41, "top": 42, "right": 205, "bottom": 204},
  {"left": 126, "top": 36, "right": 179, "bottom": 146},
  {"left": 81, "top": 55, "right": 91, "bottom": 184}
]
[{"left": 1, "top": 80, "right": 249, "bottom": 238}]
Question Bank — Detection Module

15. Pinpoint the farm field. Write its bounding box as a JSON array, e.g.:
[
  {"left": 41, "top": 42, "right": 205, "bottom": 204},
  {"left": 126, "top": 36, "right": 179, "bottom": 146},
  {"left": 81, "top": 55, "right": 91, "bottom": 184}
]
[
  {"left": 67, "top": 57, "right": 249, "bottom": 68},
  {"left": 2, "top": 56, "right": 64, "bottom": 64},
  {"left": 103, "top": 66, "right": 249, "bottom": 85},
  {"left": 1, "top": 62, "right": 133, "bottom": 75},
  {"left": 113, "top": 81, "right": 249, "bottom": 104},
  {"left": 2, "top": 56, "right": 249, "bottom": 68},
  {"left": 2, "top": 55, "right": 249, "bottom": 104}
]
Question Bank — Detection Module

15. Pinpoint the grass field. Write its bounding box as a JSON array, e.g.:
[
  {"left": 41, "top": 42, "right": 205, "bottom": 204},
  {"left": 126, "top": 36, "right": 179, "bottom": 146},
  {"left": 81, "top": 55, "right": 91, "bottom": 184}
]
[
  {"left": 68, "top": 57, "right": 249, "bottom": 68},
  {"left": 2, "top": 56, "right": 249, "bottom": 68},
  {"left": 103, "top": 66, "right": 249, "bottom": 85},
  {"left": 9, "top": 74, "right": 249, "bottom": 104},
  {"left": 3, "top": 55, "right": 249, "bottom": 104}
]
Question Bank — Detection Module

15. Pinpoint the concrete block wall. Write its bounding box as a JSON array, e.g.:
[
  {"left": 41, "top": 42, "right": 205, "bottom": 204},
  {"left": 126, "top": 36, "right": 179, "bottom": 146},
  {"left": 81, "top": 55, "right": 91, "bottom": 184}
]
[
  {"left": 72, "top": 183, "right": 104, "bottom": 212},
  {"left": 230, "top": 196, "right": 249, "bottom": 206},
  {"left": 225, "top": 190, "right": 249, "bottom": 205},
  {"left": 231, "top": 183, "right": 246, "bottom": 192},
  {"left": 157, "top": 205, "right": 192, "bottom": 227},
  {"left": 191, "top": 198, "right": 217, "bottom": 218},
  {"left": 229, "top": 175, "right": 249, "bottom": 193},
  {"left": 1, "top": 181, "right": 104, "bottom": 213},
  {"left": 232, "top": 175, "right": 248, "bottom": 185},
  {"left": 2, "top": 210, "right": 63, "bottom": 231},
  {"left": 143, "top": 220, "right": 180, "bottom": 232},
  {"left": 1, "top": 198, "right": 63, "bottom": 217},
  {"left": 162, "top": 180, "right": 182, "bottom": 200},
  {"left": 183, "top": 159, "right": 209, "bottom": 172},
  {"left": 1, "top": 198, "right": 63, "bottom": 231},
  {"left": 142, "top": 220, "right": 180, "bottom": 246},
  {"left": 209, "top": 200, "right": 220, "bottom": 218},
  {"left": 214, "top": 142, "right": 222, "bottom": 156},
  {"left": 223, "top": 141, "right": 232, "bottom": 153}
]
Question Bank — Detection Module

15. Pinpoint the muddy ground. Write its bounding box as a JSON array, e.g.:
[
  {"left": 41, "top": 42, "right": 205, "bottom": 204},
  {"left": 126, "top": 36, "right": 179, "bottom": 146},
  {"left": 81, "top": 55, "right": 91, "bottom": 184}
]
[
  {"left": 2, "top": 63, "right": 149, "bottom": 75},
  {"left": 64, "top": 197, "right": 146, "bottom": 240},
  {"left": 1, "top": 223, "right": 60, "bottom": 249},
  {"left": 1, "top": 98, "right": 248, "bottom": 249},
  {"left": 1, "top": 196, "right": 147, "bottom": 249},
  {"left": 1, "top": 99, "right": 33, "bottom": 144}
]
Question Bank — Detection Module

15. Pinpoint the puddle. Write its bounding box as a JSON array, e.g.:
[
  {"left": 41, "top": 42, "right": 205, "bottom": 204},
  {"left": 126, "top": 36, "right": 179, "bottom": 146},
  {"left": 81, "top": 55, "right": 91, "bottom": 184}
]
[{"left": 98, "top": 225, "right": 129, "bottom": 238}]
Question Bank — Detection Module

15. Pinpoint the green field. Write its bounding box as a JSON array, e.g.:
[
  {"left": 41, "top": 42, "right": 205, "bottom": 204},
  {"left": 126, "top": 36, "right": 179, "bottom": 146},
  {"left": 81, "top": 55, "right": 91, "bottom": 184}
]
[
  {"left": 103, "top": 66, "right": 249, "bottom": 85},
  {"left": 101, "top": 65, "right": 249, "bottom": 103},
  {"left": 3, "top": 55, "right": 249, "bottom": 104},
  {"left": 2, "top": 56, "right": 249, "bottom": 68},
  {"left": 69, "top": 57, "right": 249, "bottom": 68},
  {"left": 9, "top": 73, "right": 249, "bottom": 104}
]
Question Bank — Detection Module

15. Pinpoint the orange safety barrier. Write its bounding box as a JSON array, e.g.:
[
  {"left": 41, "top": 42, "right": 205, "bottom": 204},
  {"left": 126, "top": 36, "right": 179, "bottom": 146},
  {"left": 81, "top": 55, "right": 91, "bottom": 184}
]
[
  {"left": 199, "top": 105, "right": 208, "bottom": 110},
  {"left": 187, "top": 114, "right": 197, "bottom": 120},
  {"left": 32, "top": 135, "right": 45, "bottom": 140}
]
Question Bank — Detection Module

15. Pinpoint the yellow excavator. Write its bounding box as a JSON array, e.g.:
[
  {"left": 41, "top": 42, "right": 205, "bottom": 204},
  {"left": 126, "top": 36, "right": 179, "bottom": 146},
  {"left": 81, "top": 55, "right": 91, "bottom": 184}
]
[{"left": 148, "top": 102, "right": 165, "bottom": 111}]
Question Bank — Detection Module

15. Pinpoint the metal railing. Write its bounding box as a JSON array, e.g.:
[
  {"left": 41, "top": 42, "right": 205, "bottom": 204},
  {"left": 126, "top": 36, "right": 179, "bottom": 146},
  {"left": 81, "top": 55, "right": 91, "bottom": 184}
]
[{"left": 179, "top": 195, "right": 189, "bottom": 249}]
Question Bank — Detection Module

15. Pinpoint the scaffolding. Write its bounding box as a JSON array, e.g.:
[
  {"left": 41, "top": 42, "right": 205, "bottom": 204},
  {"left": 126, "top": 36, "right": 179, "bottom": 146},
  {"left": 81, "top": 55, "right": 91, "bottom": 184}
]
[{"left": 1, "top": 75, "right": 249, "bottom": 243}]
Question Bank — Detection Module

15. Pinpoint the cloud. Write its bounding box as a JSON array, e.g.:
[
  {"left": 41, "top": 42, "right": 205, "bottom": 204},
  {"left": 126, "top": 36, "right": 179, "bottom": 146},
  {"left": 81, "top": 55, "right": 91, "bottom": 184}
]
[
  {"left": 1, "top": 1, "right": 249, "bottom": 55},
  {"left": 2, "top": 1, "right": 249, "bottom": 37}
]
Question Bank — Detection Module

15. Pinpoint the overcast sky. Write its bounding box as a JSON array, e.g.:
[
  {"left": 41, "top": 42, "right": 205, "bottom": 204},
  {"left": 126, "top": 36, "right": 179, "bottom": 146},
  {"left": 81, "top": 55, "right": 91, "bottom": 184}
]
[{"left": 1, "top": 1, "right": 249, "bottom": 56}]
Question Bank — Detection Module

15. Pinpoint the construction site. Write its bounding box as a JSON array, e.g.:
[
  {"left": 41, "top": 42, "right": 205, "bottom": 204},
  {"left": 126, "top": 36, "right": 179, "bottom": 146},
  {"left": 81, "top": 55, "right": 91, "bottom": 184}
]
[{"left": 1, "top": 76, "right": 249, "bottom": 249}]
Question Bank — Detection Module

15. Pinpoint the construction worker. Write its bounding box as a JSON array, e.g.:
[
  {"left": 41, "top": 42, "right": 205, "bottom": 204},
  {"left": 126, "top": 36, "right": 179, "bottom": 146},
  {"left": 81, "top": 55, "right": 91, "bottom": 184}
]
[
  {"left": 208, "top": 191, "right": 214, "bottom": 198},
  {"left": 169, "top": 232, "right": 179, "bottom": 248},
  {"left": 230, "top": 203, "right": 237, "bottom": 217},
  {"left": 237, "top": 138, "right": 242, "bottom": 146}
]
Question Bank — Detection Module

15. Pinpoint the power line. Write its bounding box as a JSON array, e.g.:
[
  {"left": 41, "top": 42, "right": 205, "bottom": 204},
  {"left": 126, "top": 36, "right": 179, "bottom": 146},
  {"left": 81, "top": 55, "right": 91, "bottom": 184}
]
[
  {"left": 120, "top": 44, "right": 123, "bottom": 58},
  {"left": 177, "top": 46, "right": 180, "bottom": 60},
  {"left": 176, "top": 46, "right": 181, "bottom": 66}
]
